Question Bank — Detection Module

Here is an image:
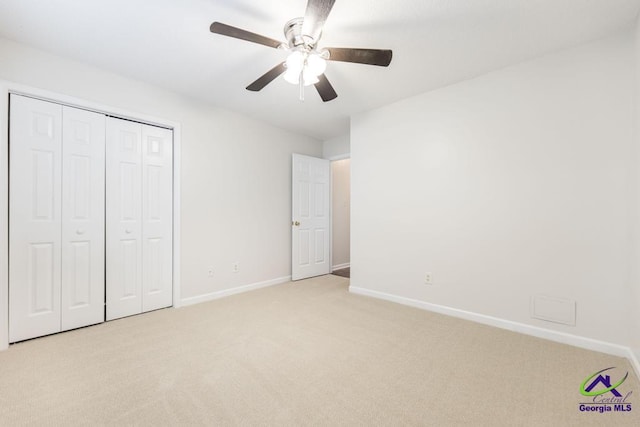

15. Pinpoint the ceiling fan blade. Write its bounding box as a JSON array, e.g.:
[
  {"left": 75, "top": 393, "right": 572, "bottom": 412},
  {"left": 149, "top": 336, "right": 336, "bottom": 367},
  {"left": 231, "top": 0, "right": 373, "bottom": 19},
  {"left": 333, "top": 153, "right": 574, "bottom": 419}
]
[
  {"left": 301, "top": 0, "right": 336, "bottom": 44},
  {"left": 246, "top": 63, "right": 287, "bottom": 92},
  {"left": 314, "top": 74, "right": 338, "bottom": 102},
  {"left": 325, "top": 48, "right": 393, "bottom": 66},
  {"left": 210, "top": 22, "right": 282, "bottom": 49}
]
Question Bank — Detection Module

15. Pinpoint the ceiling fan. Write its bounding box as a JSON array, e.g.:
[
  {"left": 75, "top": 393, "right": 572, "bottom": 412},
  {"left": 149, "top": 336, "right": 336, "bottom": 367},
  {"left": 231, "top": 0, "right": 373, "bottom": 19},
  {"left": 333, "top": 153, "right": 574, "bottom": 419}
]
[{"left": 210, "top": 0, "right": 392, "bottom": 102}]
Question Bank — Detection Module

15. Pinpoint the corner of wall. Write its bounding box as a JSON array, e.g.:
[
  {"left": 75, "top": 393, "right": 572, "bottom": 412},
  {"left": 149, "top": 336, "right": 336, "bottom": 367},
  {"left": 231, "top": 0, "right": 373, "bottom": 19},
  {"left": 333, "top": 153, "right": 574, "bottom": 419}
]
[
  {"left": 322, "top": 133, "right": 351, "bottom": 160},
  {"left": 0, "top": 83, "right": 9, "bottom": 350},
  {"left": 630, "top": 347, "right": 640, "bottom": 378}
]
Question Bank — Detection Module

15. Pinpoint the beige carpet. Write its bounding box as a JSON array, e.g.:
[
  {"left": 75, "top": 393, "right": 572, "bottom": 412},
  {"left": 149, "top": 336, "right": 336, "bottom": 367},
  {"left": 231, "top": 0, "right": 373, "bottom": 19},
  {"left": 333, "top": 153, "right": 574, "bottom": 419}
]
[{"left": 0, "top": 274, "right": 638, "bottom": 426}]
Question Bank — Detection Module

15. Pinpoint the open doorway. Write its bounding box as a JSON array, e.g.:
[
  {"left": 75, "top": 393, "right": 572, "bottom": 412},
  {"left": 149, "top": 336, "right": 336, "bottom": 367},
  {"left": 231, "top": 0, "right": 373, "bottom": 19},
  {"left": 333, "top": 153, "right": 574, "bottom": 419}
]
[{"left": 331, "top": 158, "right": 350, "bottom": 278}]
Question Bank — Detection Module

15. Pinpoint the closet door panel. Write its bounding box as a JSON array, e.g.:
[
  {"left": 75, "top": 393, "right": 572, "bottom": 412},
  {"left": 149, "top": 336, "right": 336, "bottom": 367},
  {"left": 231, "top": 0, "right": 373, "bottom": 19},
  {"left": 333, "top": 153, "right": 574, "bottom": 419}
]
[
  {"left": 106, "top": 118, "right": 143, "bottom": 320},
  {"left": 9, "top": 95, "right": 63, "bottom": 342},
  {"left": 141, "top": 125, "right": 173, "bottom": 312},
  {"left": 61, "top": 107, "right": 106, "bottom": 331}
]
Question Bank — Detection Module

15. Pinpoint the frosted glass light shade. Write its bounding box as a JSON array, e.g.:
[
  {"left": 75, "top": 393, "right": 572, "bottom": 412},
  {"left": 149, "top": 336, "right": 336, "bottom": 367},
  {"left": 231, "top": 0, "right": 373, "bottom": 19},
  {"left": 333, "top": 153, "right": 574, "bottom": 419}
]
[
  {"left": 286, "top": 51, "right": 305, "bottom": 74},
  {"left": 306, "top": 53, "right": 326, "bottom": 76},
  {"left": 302, "top": 68, "right": 319, "bottom": 85},
  {"left": 284, "top": 68, "right": 301, "bottom": 85}
]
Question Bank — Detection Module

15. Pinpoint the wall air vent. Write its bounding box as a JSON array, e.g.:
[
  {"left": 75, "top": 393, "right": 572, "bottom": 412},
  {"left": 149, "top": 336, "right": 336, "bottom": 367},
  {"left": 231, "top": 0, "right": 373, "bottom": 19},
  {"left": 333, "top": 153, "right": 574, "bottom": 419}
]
[{"left": 530, "top": 294, "right": 576, "bottom": 326}]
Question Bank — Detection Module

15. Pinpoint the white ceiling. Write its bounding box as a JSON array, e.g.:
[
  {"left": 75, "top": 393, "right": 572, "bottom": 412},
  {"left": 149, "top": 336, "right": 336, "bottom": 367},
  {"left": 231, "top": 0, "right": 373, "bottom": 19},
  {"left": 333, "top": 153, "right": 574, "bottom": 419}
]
[{"left": 0, "top": 0, "right": 638, "bottom": 140}]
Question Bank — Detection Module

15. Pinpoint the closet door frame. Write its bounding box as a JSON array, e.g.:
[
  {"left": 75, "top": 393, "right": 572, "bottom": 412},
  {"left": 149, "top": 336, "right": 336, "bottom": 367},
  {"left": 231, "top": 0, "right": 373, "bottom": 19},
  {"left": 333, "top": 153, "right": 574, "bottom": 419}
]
[{"left": 0, "top": 82, "right": 182, "bottom": 351}]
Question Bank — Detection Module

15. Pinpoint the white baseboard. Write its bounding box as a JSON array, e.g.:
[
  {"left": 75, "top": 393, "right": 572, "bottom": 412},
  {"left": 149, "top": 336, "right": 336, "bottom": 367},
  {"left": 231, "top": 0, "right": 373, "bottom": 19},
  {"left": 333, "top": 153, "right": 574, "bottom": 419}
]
[
  {"left": 332, "top": 263, "right": 350, "bottom": 271},
  {"left": 349, "top": 286, "right": 640, "bottom": 376},
  {"left": 181, "top": 276, "right": 291, "bottom": 307}
]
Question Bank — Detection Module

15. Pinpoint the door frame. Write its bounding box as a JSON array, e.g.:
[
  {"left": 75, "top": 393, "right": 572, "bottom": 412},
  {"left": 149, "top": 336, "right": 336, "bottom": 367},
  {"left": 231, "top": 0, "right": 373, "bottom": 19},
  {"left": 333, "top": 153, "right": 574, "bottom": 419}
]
[
  {"left": 325, "top": 153, "right": 350, "bottom": 273},
  {"left": 0, "top": 80, "right": 183, "bottom": 351},
  {"left": 323, "top": 154, "right": 351, "bottom": 273}
]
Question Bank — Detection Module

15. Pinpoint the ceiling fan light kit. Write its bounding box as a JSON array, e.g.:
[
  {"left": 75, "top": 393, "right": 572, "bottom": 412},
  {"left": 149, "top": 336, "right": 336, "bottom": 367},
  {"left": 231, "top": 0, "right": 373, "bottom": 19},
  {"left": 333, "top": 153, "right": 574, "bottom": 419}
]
[
  {"left": 283, "top": 48, "right": 330, "bottom": 101},
  {"left": 210, "top": 0, "right": 392, "bottom": 102}
]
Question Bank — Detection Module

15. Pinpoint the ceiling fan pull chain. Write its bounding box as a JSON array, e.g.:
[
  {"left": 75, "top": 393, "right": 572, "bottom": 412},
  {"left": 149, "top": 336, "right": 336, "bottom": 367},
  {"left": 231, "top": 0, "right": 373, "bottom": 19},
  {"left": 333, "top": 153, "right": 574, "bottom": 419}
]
[{"left": 299, "top": 70, "right": 305, "bottom": 102}]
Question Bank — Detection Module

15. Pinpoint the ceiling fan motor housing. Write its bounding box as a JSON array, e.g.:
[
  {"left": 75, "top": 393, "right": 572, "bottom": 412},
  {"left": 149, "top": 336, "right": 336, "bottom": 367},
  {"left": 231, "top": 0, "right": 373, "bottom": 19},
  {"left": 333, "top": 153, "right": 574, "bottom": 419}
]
[{"left": 284, "top": 17, "right": 317, "bottom": 49}]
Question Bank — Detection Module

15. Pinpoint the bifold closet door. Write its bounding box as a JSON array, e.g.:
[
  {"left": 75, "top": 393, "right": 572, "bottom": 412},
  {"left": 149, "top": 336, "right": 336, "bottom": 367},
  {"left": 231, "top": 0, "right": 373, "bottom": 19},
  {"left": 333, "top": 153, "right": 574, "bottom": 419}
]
[
  {"left": 106, "top": 118, "right": 143, "bottom": 320},
  {"left": 10, "top": 96, "right": 63, "bottom": 342},
  {"left": 106, "top": 118, "right": 173, "bottom": 320},
  {"left": 141, "top": 125, "right": 173, "bottom": 313},
  {"left": 61, "top": 106, "right": 106, "bottom": 331},
  {"left": 9, "top": 96, "right": 105, "bottom": 342}
]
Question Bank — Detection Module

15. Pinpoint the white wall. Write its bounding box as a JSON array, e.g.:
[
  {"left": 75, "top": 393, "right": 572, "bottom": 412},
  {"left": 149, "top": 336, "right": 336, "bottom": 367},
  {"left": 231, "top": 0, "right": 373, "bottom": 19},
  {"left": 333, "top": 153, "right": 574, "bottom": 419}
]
[
  {"left": 351, "top": 31, "right": 635, "bottom": 347},
  {"left": 0, "top": 37, "right": 321, "bottom": 303},
  {"left": 632, "top": 14, "right": 640, "bottom": 365},
  {"left": 323, "top": 133, "right": 350, "bottom": 160},
  {"left": 331, "top": 159, "right": 350, "bottom": 269}
]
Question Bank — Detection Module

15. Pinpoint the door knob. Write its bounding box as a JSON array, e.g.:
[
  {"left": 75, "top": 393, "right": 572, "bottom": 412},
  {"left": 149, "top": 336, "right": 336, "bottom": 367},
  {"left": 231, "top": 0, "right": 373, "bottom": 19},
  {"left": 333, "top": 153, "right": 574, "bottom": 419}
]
[
  {"left": 76, "top": 229, "right": 85, "bottom": 235},
  {"left": 292, "top": 221, "right": 300, "bottom": 226},
  {"left": 125, "top": 229, "right": 132, "bottom": 234}
]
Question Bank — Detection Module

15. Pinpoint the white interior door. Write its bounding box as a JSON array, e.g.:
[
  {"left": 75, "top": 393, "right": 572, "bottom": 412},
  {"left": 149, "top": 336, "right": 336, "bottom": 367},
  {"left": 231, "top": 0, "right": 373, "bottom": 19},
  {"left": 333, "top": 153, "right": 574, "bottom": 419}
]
[
  {"left": 141, "top": 124, "right": 173, "bottom": 312},
  {"left": 61, "top": 106, "right": 105, "bottom": 331},
  {"left": 106, "top": 118, "right": 143, "bottom": 320},
  {"left": 9, "top": 95, "right": 63, "bottom": 342},
  {"left": 292, "top": 154, "right": 331, "bottom": 280}
]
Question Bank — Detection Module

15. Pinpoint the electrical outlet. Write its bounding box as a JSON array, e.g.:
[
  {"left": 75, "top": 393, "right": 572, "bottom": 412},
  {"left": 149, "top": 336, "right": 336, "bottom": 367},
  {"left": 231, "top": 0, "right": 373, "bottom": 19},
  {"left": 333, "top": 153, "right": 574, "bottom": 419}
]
[
  {"left": 233, "top": 262, "right": 239, "bottom": 273},
  {"left": 424, "top": 272, "right": 433, "bottom": 285},
  {"left": 208, "top": 268, "right": 214, "bottom": 277}
]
